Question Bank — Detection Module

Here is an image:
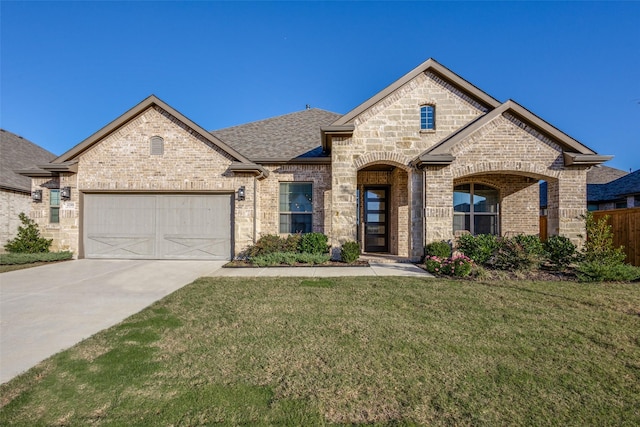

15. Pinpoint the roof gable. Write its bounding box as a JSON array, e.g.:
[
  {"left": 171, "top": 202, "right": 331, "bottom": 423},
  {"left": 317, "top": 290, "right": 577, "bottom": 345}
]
[
  {"left": 54, "top": 95, "right": 253, "bottom": 165},
  {"left": 0, "top": 129, "right": 56, "bottom": 192},
  {"left": 332, "top": 58, "right": 501, "bottom": 126},
  {"left": 416, "top": 100, "right": 611, "bottom": 166}
]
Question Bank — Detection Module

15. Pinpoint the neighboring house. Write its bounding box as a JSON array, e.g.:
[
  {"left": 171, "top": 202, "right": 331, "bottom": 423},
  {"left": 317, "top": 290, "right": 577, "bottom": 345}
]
[
  {"left": 0, "top": 129, "right": 56, "bottom": 250},
  {"left": 587, "top": 169, "right": 640, "bottom": 211},
  {"left": 540, "top": 166, "right": 638, "bottom": 213},
  {"left": 20, "top": 59, "right": 612, "bottom": 260}
]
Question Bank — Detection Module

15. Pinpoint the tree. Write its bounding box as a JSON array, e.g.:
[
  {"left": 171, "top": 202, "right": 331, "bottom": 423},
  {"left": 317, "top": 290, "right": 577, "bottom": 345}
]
[{"left": 4, "top": 213, "right": 52, "bottom": 253}]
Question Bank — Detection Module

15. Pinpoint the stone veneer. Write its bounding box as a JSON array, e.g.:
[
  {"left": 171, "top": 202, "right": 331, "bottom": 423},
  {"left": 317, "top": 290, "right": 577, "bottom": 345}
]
[
  {"left": 0, "top": 190, "right": 31, "bottom": 252},
  {"left": 29, "top": 106, "right": 258, "bottom": 257},
  {"left": 329, "top": 72, "right": 589, "bottom": 257}
]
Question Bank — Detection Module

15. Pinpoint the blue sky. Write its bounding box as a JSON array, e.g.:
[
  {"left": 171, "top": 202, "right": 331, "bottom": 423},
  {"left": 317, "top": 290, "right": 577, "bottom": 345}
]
[{"left": 1, "top": 1, "right": 639, "bottom": 172}]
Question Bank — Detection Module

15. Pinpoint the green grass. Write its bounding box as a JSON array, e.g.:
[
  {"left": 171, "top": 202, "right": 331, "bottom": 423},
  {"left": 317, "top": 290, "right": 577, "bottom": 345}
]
[
  {"left": 0, "top": 251, "right": 73, "bottom": 273},
  {"left": 1, "top": 278, "right": 639, "bottom": 425}
]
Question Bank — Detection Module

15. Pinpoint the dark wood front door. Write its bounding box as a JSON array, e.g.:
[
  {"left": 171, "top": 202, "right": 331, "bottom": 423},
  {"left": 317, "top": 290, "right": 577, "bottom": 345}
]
[{"left": 364, "top": 187, "right": 389, "bottom": 252}]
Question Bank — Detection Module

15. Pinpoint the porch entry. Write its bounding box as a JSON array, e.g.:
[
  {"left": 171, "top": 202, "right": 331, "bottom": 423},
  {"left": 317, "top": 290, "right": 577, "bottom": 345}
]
[{"left": 364, "top": 186, "right": 389, "bottom": 252}]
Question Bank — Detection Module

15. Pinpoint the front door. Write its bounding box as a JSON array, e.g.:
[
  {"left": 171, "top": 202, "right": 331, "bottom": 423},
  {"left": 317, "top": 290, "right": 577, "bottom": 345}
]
[{"left": 364, "top": 187, "right": 389, "bottom": 252}]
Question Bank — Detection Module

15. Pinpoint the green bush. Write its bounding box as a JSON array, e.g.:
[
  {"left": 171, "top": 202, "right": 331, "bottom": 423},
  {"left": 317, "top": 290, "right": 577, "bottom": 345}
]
[
  {"left": 488, "top": 237, "right": 541, "bottom": 271},
  {"left": 299, "top": 232, "right": 329, "bottom": 254},
  {"left": 341, "top": 241, "right": 360, "bottom": 263},
  {"left": 0, "top": 251, "right": 73, "bottom": 265},
  {"left": 424, "top": 241, "right": 451, "bottom": 259},
  {"left": 423, "top": 256, "right": 443, "bottom": 274},
  {"left": 543, "top": 235, "right": 577, "bottom": 271},
  {"left": 513, "top": 234, "right": 545, "bottom": 257},
  {"left": 4, "top": 213, "right": 52, "bottom": 253},
  {"left": 576, "top": 261, "right": 640, "bottom": 282},
  {"left": 440, "top": 255, "right": 474, "bottom": 277},
  {"left": 250, "top": 251, "right": 330, "bottom": 267},
  {"left": 284, "top": 233, "right": 303, "bottom": 253},
  {"left": 456, "top": 234, "right": 498, "bottom": 265},
  {"left": 581, "top": 212, "right": 626, "bottom": 265},
  {"left": 245, "top": 234, "right": 286, "bottom": 257}
]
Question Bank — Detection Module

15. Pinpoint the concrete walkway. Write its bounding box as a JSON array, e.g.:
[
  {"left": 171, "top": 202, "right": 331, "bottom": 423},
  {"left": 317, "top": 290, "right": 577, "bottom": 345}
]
[
  {"left": 1, "top": 259, "right": 430, "bottom": 384},
  {"left": 209, "top": 262, "right": 432, "bottom": 277},
  {"left": 0, "top": 259, "right": 224, "bottom": 384}
]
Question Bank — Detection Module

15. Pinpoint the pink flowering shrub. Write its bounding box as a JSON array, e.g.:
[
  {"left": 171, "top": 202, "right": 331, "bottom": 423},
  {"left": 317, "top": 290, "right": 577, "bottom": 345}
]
[{"left": 424, "top": 255, "right": 473, "bottom": 277}]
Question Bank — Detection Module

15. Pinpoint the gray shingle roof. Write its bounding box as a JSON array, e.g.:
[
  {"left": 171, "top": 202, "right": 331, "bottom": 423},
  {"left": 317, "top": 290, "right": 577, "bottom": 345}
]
[
  {"left": 211, "top": 108, "right": 342, "bottom": 161},
  {"left": 586, "top": 165, "right": 629, "bottom": 184},
  {"left": 0, "top": 129, "right": 56, "bottom": 193}
]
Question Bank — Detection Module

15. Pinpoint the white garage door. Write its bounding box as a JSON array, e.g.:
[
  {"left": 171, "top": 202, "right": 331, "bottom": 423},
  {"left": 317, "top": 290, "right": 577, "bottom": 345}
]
[{"left": 83, "top": 194, "right": 232, "bottom": 260}]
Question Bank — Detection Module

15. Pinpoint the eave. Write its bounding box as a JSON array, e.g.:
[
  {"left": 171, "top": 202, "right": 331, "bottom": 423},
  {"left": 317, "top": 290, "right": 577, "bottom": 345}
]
[
  {"left": 227, "top": 162, "right": 270, "bottom": 179},
  {"left": 563, "top": 152, "right": 614, "bottom": 166},
  {"left": 320, "top": 125, "right": 355, "bottom": 153}
]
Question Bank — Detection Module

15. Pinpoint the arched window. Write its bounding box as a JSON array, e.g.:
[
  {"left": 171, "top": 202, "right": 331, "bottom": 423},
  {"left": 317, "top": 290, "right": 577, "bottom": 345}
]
[
  {"left": 420, "top": 105, "right": 435, "bottom": 130},
  {"left": 453, "top": 183, "right": 499, "bottom": 235}
]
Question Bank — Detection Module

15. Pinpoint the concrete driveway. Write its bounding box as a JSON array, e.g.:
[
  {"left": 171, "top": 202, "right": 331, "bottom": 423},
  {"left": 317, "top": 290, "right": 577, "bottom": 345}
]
[{"left": 0, "top": 259, "right": 224, "bottom": 384}]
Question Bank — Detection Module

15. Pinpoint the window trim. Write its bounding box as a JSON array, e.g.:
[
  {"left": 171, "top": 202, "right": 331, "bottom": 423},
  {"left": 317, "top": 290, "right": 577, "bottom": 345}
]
[
  {"left": 279, "top": 182, "right": 313, "bottom": 234},
  {"left": 50, "top": 189, "right": 60, "bottom": 224},
  {"left": 420, "top": 104, "right": 435, "bottom": 131},
  {"left": 453, "top": 183, "right": 500, "bottom": 235}
]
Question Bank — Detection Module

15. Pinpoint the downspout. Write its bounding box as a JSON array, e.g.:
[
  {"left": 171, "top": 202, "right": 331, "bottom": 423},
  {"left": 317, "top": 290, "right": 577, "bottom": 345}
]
[{"left": 253, "top": 175, "right": 257, "bottom": 243}]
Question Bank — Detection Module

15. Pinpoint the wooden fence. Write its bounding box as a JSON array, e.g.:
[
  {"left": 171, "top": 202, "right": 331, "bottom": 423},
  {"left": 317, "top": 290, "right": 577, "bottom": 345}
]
[{"left": 593, "top": 207, "right": 640, "bottom": 267}]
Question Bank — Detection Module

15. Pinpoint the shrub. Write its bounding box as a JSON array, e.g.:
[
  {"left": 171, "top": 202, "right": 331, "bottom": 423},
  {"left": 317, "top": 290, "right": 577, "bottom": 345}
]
[
  {"left": 299, "top": 232, "right": 329, "bottom": 254},
  {"left": 576, "top": 261, "right": 640, "bottom": 282},
  {"left": 4, "top": 213, "right": 52, "bottom": 253},
  {"left": 245, "top": 234, "right": 286, "bottom": 257},
  {"left": 543, "top": 235, "right": 577, "bottom": 271},
  {"left": 424, "top": 241, "right": 451, "bottom": 259},
  {"left": 250, "top": 251, "right": 330, "bottom": 267},
  {"left": 440, "top": 255, "right": 474, "bottom": 277},
  {"left": 424, "top": 256, "right": 443, "bottom": 274},
  {"left": 580, "top": 212, "right": 626, "bottom": 265},
  {"left": 0, "top": 251, "right": 73, "bottom": 265},
  {"left": 488, "top": 237, "right": 542, "bottom": 271},
  {"left": 456, "top": 234, "right": 498, "bottom": 265},
  {"left": 341, "top": 241, "right": 360, "bottom": 263},
  {"left": 284, "top": 233, "right": 303, "bottom": 253},
  {"left": 513, "top": 234, "right": 545, "bottom": 257}
]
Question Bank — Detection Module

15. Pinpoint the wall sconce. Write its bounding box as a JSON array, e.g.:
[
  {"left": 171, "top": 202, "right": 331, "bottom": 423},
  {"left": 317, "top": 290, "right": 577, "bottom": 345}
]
[
  {"left": 61, "top": 187, "right": 71, "bottom": 200},
  {"left": 237, "top": 186, "right": 246, "bottom": 201},
  {"left": 32, "top": 189, "right": 42, "bottom": 202}
]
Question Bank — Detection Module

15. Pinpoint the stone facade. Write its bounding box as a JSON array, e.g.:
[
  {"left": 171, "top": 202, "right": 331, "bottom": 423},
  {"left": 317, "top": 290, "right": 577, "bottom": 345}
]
[
  {"left": 26, "top": 60, "right": 602, "bottom": 260},
  {"left": 0, "top": 190, "right": 31, "bottom": 252},
  {"left": 29, "top": 106, "right": 258, "bottom": 257}
]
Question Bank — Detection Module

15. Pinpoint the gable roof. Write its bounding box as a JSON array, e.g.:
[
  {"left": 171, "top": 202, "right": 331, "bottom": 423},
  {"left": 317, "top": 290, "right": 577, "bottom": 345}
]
[
  {"left": 53, "top": 95, "right": 254, "bottom": 165},
  {"left": 331, "top": 58, "right": 501, "bottom": 127},
  {"left": 212, "top": 108, "right": 341, "bottom": 162},
  {"left": 416, "top": 100, "right": 611, "bottom": 167},
  {"left": 588, "top": 169, "right": 640, "bottom": 202},
  {"left": 0, "top": 129, "right": 56, "bottom": 193}
]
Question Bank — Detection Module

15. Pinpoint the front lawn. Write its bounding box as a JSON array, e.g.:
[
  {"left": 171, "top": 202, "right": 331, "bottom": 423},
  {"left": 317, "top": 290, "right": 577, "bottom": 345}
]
[{"left": 1, "top": 277, "right": 638, "bottom": 425}]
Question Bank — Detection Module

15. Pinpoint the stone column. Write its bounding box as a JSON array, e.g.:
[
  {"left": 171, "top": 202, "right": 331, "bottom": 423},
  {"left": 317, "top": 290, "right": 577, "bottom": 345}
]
[
  {"left": 330, "top": 139, "right": 358, "bottom": 257},
  {"left": 423, "top": 165, "right": 454, "bottom": 244},
  {"left": 409, "top": 169, "right": 424, "bottom": 260}
]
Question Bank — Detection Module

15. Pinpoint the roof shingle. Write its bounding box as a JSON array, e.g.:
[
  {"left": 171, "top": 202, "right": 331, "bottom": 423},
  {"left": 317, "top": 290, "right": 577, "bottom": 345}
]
[
  {"left": 0, "top": 129, "right": 56, "bottom": 193},
  {"left": 211, "top": 108, "right": 342, "bottom": 161}
]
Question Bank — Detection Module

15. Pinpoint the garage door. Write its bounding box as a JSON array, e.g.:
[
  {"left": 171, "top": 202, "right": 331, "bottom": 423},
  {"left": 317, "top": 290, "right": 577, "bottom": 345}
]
[{"left": 83, "top": 194, "right": 232, "bottom": 260}]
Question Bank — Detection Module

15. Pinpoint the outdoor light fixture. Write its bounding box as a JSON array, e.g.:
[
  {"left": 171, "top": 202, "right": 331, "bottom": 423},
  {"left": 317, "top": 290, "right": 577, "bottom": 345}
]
[
  {"left": 32, "top": 189, "right": 42, "bottom": 202},
  {"left": 61, "top": 187, "right": 71, "bottom": 200},
  {"left": 238, "top": 186, "right": 246, "bottom": 201}
]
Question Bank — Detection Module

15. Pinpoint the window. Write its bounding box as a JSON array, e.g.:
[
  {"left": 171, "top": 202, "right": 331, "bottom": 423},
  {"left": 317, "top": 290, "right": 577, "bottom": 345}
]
[
  {"left": 279, "top": 182, "right": 313, "bottom": 233},
  {"left": 454, "top": 184, "right": 499, "bottom": 235},
  {"left": 50, "top": 189, "right": 60, "bottom": 223},
  {"left": 150, "top": 136, "right": 164, "bottom": 155},
  {"left": 420, "top": 105, "right": 435, "bottom": 130}
]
